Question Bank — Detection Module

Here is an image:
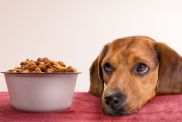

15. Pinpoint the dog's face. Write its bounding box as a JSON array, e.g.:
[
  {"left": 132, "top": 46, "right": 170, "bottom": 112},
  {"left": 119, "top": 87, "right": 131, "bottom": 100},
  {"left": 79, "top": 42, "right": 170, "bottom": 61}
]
[
  {"left": 89, "top": 36, "right": 181, "bottom": 116},
  {"left": 101, "top": 37, "right": 159, "bottom": 115}
]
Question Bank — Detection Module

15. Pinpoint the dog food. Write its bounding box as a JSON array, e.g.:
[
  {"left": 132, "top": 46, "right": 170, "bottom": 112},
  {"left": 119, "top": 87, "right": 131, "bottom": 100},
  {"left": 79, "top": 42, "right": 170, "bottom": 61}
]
[{"left": 8, "top": 57, "right": 77, "bottom": 73}]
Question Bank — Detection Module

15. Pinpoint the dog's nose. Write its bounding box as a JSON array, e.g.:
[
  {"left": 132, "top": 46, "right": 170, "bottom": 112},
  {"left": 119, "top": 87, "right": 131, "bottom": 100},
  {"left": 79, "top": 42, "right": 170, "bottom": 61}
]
[{"left": 104, "top": 92, "right": 126, "bottom": 111}]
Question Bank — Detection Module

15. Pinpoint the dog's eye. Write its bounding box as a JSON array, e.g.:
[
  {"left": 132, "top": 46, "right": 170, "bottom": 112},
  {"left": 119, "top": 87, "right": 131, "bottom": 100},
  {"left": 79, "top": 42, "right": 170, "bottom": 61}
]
[
  {"left": 103, "top": 63, "right": 114, "bottom": 73},
  {"left": 134, "top": 63, "right": 149, "bottom": 76}
]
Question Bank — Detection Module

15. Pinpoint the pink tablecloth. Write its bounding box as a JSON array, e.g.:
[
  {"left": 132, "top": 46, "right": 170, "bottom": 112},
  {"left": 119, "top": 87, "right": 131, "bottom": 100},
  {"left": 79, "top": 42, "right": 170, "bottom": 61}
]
[{"left": 0, "top": 92, "right": 182, "bottom": 122}]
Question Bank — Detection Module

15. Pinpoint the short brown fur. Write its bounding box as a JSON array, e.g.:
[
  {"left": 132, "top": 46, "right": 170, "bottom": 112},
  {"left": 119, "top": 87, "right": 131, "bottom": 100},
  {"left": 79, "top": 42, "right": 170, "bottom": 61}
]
[{"left": 89, "top": 36, "right": 182, "bottom": 115}]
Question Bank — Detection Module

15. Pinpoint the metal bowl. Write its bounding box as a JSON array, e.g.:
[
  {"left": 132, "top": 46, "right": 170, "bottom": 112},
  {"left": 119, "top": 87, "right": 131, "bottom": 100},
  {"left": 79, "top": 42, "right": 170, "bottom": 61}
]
[{"left": 2, "top": 72, "right": 80, "bottom": 112}]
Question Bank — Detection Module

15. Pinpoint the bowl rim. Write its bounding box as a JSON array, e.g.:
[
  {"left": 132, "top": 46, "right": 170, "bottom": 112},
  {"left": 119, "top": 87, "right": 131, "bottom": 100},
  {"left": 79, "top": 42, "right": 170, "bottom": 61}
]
[{"left": 1, "top": 72, "right": 81, "bottom": 74}]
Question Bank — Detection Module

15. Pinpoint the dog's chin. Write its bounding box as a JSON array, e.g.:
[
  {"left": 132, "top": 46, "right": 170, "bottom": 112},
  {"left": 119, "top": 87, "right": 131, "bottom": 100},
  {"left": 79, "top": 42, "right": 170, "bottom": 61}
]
[{"left": 103, "top": 106, "right": 138, "bottom": 116}]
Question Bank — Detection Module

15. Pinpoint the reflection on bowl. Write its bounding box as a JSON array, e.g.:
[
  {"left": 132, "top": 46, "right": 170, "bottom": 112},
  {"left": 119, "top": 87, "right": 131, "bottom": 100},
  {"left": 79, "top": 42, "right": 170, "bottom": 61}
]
[{"left": 2, "top": 72, "right": 80, "bottom": 112}]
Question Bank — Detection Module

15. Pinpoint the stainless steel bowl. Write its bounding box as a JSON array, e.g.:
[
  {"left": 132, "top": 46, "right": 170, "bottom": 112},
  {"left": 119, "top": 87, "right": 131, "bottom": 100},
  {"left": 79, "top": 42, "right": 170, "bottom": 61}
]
[{"left": 2, "top": 72, "right": 80, "bottom": 112}]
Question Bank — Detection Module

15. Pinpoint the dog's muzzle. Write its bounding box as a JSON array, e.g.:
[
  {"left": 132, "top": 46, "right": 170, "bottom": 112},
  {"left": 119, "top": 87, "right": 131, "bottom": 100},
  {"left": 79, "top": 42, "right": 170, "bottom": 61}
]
[{"left": 103, "top": 91, "right": 127, "bottom": 115}]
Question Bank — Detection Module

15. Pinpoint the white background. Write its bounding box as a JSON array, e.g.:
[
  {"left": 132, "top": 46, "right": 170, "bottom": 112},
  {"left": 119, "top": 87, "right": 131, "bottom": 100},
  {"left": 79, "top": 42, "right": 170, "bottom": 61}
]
[{"left": 1, "top": 0, "right": 182, "bottom": 92}]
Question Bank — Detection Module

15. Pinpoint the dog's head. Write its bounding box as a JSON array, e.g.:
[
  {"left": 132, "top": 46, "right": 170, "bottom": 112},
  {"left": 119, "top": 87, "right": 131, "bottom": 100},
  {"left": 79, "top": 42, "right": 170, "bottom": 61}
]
[{"left": 89, "top": 36, "right": 181, "bottom": 115}]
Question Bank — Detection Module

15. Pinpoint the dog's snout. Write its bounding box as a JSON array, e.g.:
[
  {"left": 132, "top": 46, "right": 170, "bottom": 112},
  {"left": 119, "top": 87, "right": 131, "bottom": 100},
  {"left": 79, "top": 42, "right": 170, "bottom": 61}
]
[{"left": 104, "top": 92, "right": 126, "bottom": 111}]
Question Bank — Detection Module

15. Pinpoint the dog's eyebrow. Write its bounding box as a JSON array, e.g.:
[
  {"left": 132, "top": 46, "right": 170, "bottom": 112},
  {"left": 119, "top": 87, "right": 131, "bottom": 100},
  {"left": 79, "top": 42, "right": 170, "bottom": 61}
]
[{"left": 130, "top": 56, "right": 151, "bottom": 64}]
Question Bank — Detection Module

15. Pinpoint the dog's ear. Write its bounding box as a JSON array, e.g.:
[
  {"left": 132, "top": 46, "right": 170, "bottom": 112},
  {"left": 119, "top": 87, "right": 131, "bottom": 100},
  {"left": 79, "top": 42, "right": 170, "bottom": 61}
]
[
  {"left": 89, "top": 45, "right": 109, "bottom": 97},
  {"left": 155, "top": 42, "right": 182, "bottom": 94}
]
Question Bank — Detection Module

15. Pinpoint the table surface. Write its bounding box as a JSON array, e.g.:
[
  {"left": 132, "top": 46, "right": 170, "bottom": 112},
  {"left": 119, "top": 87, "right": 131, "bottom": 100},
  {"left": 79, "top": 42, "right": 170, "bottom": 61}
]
[{"left": 0, "top": 92, "right": 182, "bottom": 122}]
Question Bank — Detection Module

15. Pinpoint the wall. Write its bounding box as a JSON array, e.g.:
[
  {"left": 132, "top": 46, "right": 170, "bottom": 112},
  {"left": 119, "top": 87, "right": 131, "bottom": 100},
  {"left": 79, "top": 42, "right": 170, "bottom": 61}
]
[{"left": 1, "top": 0, "right": 182, "bottom": 91}]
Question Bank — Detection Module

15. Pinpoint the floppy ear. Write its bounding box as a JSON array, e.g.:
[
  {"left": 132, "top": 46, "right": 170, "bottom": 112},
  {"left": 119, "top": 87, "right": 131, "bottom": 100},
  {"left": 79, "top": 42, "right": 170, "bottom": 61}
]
[
  {"left": 155, "top": 42, "right": 182, "bottom": 94},
  {"left": 89, "top": 45, "right": 109, "bottom": 97}
]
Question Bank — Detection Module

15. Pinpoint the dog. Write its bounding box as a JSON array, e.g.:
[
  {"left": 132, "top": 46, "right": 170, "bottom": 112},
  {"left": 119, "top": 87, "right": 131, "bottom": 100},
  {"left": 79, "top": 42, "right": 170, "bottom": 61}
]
[{"left": 89, "top": 36, "right": 182, "bottom": 116}]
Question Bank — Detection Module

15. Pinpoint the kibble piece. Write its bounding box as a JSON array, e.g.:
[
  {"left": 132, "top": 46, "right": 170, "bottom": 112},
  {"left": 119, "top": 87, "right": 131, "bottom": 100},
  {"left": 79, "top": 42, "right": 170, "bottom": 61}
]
[
  {"left": 20, "top": 61, "right": 27, "bottom": 65},
  {"left": 22, "top": 69, "right": 30, "bottom": 73},
  {"left": 58, "top": 61, "right": 66, "bottom": 67},
  {"left": 41, "top": 57, "right": 50, "bottom": 64},
  {"left": 28, "top": 62, "right": 37, "bottom": 71},
  {"left": 35, "top": 67, "right": 42, "bottom": 73},
  {"left": 45, "top": 68, "right": 54, "bottom": 73},
  {"left": 66, "top": 66, "right": 77, "bottom": 72},
  {"left": 39, "top": 62, "right": 45, "bottom": 65},
  {"left": 53, "top": 64, "right": 67, "bottom": 72},
  {"left": 39, "top": 65, "right": 46, "bottom": 71},
  {"left": 45, "top": 63, "right": 51, "bottom": 68}
]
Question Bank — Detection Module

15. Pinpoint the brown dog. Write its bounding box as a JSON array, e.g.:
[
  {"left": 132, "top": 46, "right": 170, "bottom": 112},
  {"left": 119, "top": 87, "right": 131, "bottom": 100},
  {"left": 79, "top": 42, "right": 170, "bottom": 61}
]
[{"left": 89, "top": 36, "right": 182, "bottom": 116}]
